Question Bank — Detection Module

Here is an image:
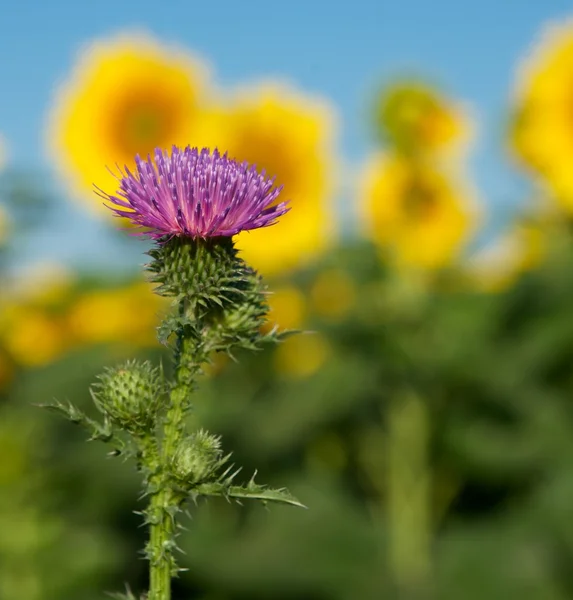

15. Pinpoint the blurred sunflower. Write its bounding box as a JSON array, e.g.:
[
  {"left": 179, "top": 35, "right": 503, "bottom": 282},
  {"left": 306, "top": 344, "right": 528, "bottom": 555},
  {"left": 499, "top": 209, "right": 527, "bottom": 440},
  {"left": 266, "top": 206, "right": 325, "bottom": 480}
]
[
  {"left": 375, "top": 81, "right": 471, "bottom": 155},
  {"left": 202, "top": 83, "right": 337, "bottom": 275},
  {"left": 0, "top": 265, "right": 74, "bottom": 368},
  {"left": 510, "top": 19, "right": 573, "bottom": 209},
  {"left": 274, "top": 332, "right": 330, "bottom": 379},
  {"left": 46, "top": 32, "right": 211, "bottom": 212},
  {"left": 67, "top": 280, "right": 165, "bottom": 347},
  {"left": 2, "top": 308, "right": 66, "bottom": 367},
  {"left": 263, "top": 284, "right": 306, "bottom": 333},
  {"left": 359, "top": 154, "right": 477, "bottom": 270}
]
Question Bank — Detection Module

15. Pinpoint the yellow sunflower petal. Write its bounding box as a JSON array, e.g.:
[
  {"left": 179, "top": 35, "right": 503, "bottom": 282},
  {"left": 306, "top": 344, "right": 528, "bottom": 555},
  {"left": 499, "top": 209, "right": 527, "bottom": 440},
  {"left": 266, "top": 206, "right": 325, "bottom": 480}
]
[
  {"left": 511, "top": 19, "right": 573, "bottom": 208},
  {"left": 46, "top": 31, "right": 212, "bottom": 213}
]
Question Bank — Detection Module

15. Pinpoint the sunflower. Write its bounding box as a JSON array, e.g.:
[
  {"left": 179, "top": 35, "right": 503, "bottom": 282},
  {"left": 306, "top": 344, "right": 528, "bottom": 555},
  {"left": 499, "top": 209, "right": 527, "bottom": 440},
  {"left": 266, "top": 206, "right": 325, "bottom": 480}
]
[
  {"left": 263, "top": 284, "right": 306, "bottom": 333},
  {"left": 375, "top": 81, "right": 471, "bottom": 155},
  {"left": 201, "top": 83, "right": 337, "bottom": 276},
  {"left": 273, "top": 332, "right": 330, "bottom": 379},
  {"left": 511, "top": 19, "right": 573, "bottom": 209},
  {"left": 46, "top": 32, "right": 211, "bottom": 213},
  {"left": 2, "top": 308, "right": 66, "bottom": 367},
  {"left": 359, "top": 154, "right": 477, "bottom": 269},
  {"left": 67, "top": 280, "right": 165, "bottom": 347}
]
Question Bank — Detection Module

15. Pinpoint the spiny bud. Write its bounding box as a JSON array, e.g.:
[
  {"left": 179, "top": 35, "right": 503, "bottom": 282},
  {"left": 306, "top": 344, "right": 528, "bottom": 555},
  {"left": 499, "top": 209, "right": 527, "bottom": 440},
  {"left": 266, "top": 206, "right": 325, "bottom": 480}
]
[
  {"left": 170, "top": 429, "right": 226, "bottom": 487},
  {"left": 147, "top": 237, "right": 247, "bottom": 307},
  {"left": 91, "top": 360, "right": 164, "bottom": 434},
  {"left": 148, "top": 237, "right": 271, "bottom": 352}
]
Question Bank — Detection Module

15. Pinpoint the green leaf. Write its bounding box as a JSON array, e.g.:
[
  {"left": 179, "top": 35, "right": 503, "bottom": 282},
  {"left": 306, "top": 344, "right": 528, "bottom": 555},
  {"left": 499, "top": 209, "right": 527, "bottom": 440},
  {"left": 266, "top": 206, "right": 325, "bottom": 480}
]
[
  {"left": 194, "top": 477, "right": 307, "bottom": 509},
  {"left": 37, "top": 400, "right": 114, "bottom": 444}
]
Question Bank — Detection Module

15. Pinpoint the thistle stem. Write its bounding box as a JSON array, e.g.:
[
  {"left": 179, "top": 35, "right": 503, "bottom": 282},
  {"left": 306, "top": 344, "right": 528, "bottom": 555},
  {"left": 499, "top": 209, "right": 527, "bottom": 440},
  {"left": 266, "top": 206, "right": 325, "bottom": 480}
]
[
  {"left": 148, "top": 492, "right": 174, "bottom": 600},
  {"left": 148, "top": 316, "right": 198, "bottom": 600}
]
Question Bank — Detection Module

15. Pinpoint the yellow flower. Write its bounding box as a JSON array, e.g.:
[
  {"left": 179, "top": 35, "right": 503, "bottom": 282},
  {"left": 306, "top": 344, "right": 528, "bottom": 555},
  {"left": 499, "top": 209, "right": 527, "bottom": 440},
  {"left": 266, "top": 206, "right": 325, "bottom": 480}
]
[
  {"left": 202, "top": 83, "right": 337, "bottom": 275},
  {"left": 46, "top": 32, "right": 211, "bottom": 212},
  {"left": 467, "top": 222, "right": 545, "bottom": 292},
  {"left": 274, "top": 332, "right": 330, "bottom": 379},
  {"left": 3, "top": 309, "right": 66, "bottom": 367},
  {"left": 359, "top": 153, "right": 477, "bottom": 269},
  {"left": 510, "top": 19, "right": 573, "bottom": 209},
  {"left": 310, "top": 268, "right": 356, "bottom": 321},
  {"left": 263, "top": 285, "right": 306, "bottom": 333},
  {"left": 376, "top": 82, "right": 471, "bottom": 155},
  {"left": 67, "top": 281, "right": 164, "bottom": 347}
]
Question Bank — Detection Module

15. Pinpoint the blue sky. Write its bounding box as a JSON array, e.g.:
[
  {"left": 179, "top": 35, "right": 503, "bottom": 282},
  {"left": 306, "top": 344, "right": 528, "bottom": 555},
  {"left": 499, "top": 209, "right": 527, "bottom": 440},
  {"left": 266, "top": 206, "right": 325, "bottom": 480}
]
[{"left": 0, "top": 0, "right": 571, "bottom": 269}]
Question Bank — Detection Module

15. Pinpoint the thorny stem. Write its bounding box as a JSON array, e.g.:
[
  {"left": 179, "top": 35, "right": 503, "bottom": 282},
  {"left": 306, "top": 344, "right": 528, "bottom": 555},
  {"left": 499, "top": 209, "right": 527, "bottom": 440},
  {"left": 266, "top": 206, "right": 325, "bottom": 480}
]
[{"left": 148, "top": 302, "right": 201, "bottom": 600}]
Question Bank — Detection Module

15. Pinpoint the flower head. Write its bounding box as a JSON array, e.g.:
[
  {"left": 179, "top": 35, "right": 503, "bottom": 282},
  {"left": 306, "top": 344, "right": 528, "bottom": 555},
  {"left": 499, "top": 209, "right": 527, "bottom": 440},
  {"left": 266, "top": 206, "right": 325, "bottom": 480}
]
[
  {"left": 359, "top": 153, "right": 478, "bottom": 269},
  {"left": 100, "top": 146, "right": 289, "bottom": 239}
]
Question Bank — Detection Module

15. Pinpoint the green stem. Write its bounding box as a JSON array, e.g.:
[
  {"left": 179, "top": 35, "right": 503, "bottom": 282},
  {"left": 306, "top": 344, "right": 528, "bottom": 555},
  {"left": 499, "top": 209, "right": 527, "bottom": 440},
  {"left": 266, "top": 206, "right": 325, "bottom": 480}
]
[
  {"left": 139, "top": 436, "right": 171, "bottom": 600},
  {"left": 387, "top": 390, "right": 432, "bottom": 599},
  {"left": 148, "top": 310, "right": 202, "bottom": 600},
  {"left": 148, "top": 490, "right": 174, "bottom": 600}
]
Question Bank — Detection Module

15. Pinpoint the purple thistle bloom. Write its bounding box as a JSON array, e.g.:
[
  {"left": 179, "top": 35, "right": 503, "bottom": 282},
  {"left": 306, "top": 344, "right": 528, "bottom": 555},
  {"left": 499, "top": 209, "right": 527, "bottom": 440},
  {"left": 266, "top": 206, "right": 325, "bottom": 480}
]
[{"left": 97, "top": 146, "right": 289, "bottom": 239}]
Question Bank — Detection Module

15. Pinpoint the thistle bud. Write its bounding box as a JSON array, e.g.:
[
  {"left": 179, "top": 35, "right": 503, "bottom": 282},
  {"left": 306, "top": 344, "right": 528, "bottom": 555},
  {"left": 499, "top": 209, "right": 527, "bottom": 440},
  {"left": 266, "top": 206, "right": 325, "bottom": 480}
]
[
  {"left": 170, "top": 430, "right": 225, "bottom": 487},
  {"left": 91, "top": 360, "right": 164, "bottom": 434},
  {"left": 147, "top": 237, "right": 244, "bottom": 306},
  {"left": 148, "top": 237, "right": 270, "bottom": 350}
]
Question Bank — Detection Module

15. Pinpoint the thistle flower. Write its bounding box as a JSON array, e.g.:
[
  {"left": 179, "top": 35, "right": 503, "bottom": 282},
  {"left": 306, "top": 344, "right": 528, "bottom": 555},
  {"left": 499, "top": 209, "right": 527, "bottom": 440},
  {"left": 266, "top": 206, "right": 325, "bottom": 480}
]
[
  {"left": 99, "top": 145, "right": 289, "bottom": 239},
  {"left": 45, "top": 145, "right": 303, "bottom": 600}
]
